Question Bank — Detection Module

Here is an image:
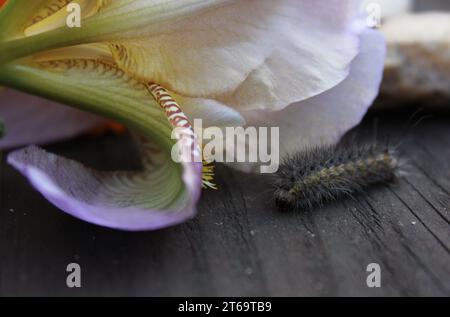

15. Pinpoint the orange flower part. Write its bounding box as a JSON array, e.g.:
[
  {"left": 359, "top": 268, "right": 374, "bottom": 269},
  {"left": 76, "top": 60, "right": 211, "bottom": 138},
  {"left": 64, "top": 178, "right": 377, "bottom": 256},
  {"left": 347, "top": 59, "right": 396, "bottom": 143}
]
[{"left": 87, "top": 121, "right": 127, "bottom": 136}]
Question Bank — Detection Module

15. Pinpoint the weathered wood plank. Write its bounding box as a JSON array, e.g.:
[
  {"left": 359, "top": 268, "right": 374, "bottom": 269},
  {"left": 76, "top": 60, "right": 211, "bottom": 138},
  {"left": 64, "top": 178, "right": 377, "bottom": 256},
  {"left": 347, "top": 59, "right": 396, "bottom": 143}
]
[
  {"left": 1, "top": 107, "right": 450, "bottom": 296},
  {"left": 1, "top": 0, "right": 450, "bottom": 298}
]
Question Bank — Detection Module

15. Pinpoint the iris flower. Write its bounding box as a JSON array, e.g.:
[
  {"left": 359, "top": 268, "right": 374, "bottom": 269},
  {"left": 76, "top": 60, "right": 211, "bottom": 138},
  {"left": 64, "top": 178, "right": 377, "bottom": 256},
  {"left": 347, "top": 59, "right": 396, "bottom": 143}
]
[{"left": 0, "top": 0, "right": 385, "bottom": 231}]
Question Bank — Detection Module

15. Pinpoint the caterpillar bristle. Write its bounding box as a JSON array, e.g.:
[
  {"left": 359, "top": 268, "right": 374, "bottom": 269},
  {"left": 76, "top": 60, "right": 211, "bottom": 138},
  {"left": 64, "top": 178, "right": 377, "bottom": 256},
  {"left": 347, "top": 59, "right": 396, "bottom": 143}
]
[{"left": 274, "top": 141, "right": 402, "bottom": 211}]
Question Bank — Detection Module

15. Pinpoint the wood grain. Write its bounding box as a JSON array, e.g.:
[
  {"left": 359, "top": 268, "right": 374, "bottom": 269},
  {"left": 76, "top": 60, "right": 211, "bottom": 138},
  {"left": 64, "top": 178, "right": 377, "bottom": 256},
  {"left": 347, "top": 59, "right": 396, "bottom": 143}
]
[
  {"left": 1, "top": 0, "right": 449, "bottom": 298},
  {"left": 1, "top": 107, "right": 449, "bottom": 297}
]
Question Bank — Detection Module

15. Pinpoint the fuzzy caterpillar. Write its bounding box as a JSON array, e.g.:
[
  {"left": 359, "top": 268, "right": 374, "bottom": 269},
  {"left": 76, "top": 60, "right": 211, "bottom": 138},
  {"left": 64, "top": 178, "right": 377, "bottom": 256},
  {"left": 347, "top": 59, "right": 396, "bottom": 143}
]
[{"left": 274, "top": 141, "right": 402, "bottom": 211}]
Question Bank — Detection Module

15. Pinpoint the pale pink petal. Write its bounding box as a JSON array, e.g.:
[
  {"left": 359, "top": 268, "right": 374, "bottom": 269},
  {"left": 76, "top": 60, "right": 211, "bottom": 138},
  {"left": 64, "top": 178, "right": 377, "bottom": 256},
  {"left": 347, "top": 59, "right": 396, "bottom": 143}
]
[
  {"left": 0, "top": 89, "right": 105, "bottom": 149},
  {"left": 7, "top": 138, "right": 202, "bottom": 231}
]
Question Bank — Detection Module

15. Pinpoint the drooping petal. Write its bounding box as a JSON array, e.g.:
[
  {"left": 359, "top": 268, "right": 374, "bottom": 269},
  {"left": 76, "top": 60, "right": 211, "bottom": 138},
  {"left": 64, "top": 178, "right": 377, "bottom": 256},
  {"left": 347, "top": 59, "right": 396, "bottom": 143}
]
[
  {"left": 232, "top": 29, "right": 386, "bottom": 172},
  {"left": 0, "top": 58, "right": 204, "bottom": 231},
  {"left": 105, "top": 0, "right": 362, "bottom": 110},
  {"left": 0, "top": 89, "right": 106, "bottom": 149},
  {"left": 8, "top": 136, "right": 202, "bottom": 231},
  {"left": 173, "top": 93, "right": 245, "bottom": 129},
  {"left": 21, "top": 42, "right": 245, "bottom": 129},
  {"left": 5, "top": 0, "right": 364, "bottom": 113}
]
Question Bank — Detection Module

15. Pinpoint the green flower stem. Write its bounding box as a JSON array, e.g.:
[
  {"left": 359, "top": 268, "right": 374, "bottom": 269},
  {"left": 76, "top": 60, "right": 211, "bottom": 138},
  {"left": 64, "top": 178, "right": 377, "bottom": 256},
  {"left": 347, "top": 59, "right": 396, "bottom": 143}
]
[
  {"left": 0, "top": 29, "right": 85, "bottom": 65},
  {"left": 0, "top": 62, "right": 175, "bottom": 153},
  {"left": 0, "top": 61, "right": 190, "bottom": 211}
]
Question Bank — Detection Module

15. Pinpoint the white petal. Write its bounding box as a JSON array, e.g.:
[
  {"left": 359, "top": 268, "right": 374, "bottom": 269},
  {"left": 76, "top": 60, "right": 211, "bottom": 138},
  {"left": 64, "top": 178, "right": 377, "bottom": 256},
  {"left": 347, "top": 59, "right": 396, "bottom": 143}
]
[
  {"left": 234, "top": 29, "right": 386, "bottom": 172},
  {"left": 175, "top": 93, "right": 245, "bottom": 128},
  {"left": 15, "top": 0, "right": 365, "bottom": 113},
  {"left": 101, "top": 0, "right": 362, "bottom": 111}
]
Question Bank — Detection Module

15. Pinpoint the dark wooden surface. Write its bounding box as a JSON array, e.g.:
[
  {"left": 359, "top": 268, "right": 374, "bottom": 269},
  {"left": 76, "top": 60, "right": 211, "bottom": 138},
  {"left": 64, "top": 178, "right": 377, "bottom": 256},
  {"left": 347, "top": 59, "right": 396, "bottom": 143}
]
[
  {"left": 1, "top": 106, "right": 450, "bottom": 297},
  {"left": 1, "top": 0, "right": 450, "bottom": 298}
]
